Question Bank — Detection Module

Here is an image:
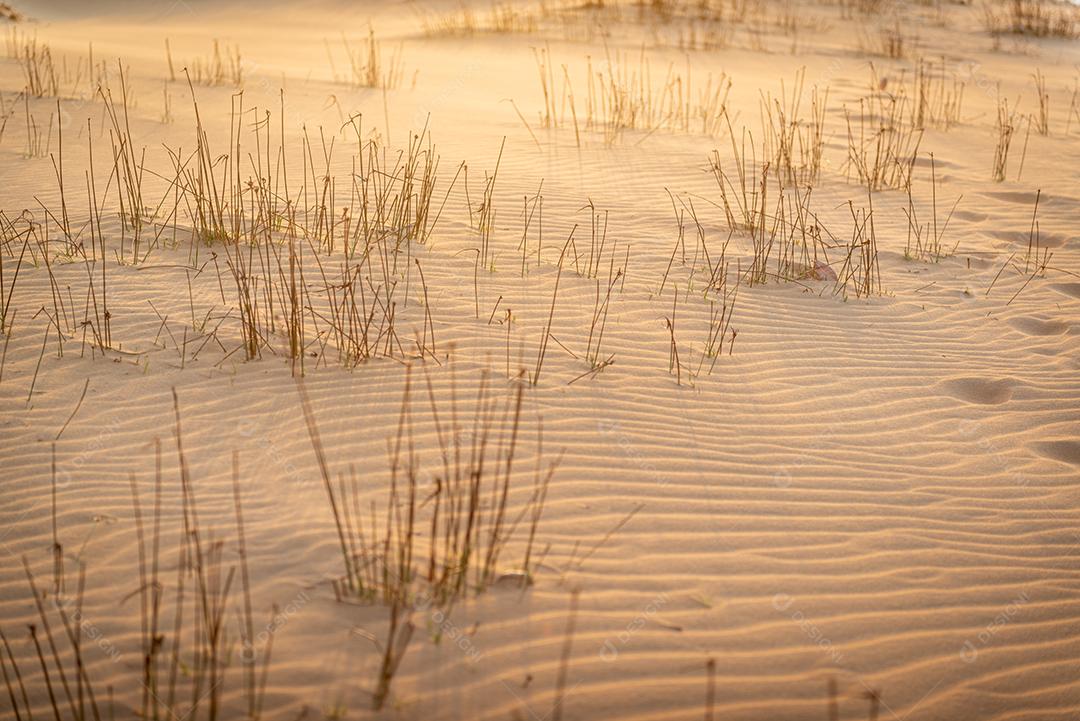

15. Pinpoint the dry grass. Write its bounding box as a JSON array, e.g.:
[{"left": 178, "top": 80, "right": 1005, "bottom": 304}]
[
  {"left": 328, "top": 28, "right": 408, "bottom": 90},
  {"left": 1066, "top": 73, "right": 1080, "bottom": 133},
  {"left": 532, "top": 45, "right": 733, "bottom": 145},
  {"left": 13, "top": 33, "right": 58, "bottom": 98},
  {"left": 0, "top": 373, "right": 896, "bottom": 718},
  {"left": 992, "top": 95, "right": 1018, "bottom": 182},
  {"left": 0, "top": 7, "right": 989, "bottom": 718},
  {"left": 908, "top": 55, "right": 965, "bottom": 130},
  {"left": 300, "top": 369, "right": 556, "bottom": 607},
  {"left": 857, "top": 18, "right": 913, "bottom": 59},
  {"left": 1032, "top": 68, "right": 1050, "bottom": 135},
  {"left": 184, "top": 39, "right": 244, "bottom": 87},
  {"left": 759, "top": 67, "right": 829, "bottom": 185},
  {"left": 833, "top": 193, "right": 881, "bottom": 300},
  {"left": 6, "top": 53, "right": 678, "bottom": 388},
  {"left": 419, "top": 2, "right": 540, "bottom": 36},
  {"left": 708, "top": 95, "right": 829, "bottom": 287},
  {"left": 983, "top": 0, "right": 1080, "bottom": 38},
  {"left": 707, "top": 112, "right": 886, "bottom": 299},
  {"left": 842, "top": 65, "right": 924, "bottom": 191},
  {"left": 10, "top": 68, "right": 462, "bottom": 371},
  {"left": 0, "top": 392, "right": 280, "bottom": 721},
  {"left": 664, "top": 192, "right": 741, "bottom": 381},
  {"left": 903, "top": 154, "right": 962, "bottom": 262}
]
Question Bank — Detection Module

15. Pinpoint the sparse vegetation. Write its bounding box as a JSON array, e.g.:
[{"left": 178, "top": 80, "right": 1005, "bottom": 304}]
[
  {"left": 0, "top": 4, "right": 1074, "bottom": 721},
  {"left": 983, "top": 0, "right": 1080, "bottom": 39},
  {"left": 532, "top": 45, "right": 733, "bottom": 144},
  {"left": 993, "top": 95, "right": 1018, "bottom": 181}
]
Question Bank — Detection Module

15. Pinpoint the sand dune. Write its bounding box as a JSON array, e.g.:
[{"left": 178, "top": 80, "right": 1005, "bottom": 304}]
[{"left": 0, "top": 0, "right": 1079, "bottom": 719}]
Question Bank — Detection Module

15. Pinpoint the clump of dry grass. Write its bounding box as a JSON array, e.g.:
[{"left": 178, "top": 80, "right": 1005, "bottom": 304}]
[
  {"left": 903, "top": 154, "right": 962, "bottom": 262},
  {"left": 99, "top": 68, "right": 151, "bottom": 259},
  {"left": 7, "top": 29, "right": 115, "bottom": 99},
  {"left": 992, "top": 95, "right": 1018, "bottom": 182},
  {"left": 419, "top": 2, "right": 539, "bottom": 36},
  {"left": 857, "top": 17, "right": 913, "bottom": 59},
  {"left": 300, "top": 369, "right": 556, "bottom": 609},
  {"left": 839, "top": 0, "right": 892, "bottom": 18},
  {"left": 158, "top": 89, "right": 453, "bottom": 367},
  {"left": 20, "top": 95, "right": 54, "bottom": 159},
  {"left": 842, "top": 65, "right": 924, "bottom": 191},
  {"left": 759, "top": 67, "right": 829, "bottom": 185},
  {"left": 532, "top": 45, "right": 733, "bottom": 145},
  {"left": 708, "top": 115, "right": 829, "bottom": 288},
  {"left": 419, "top": 0, "right": 783, "bottom": 52},
  {"left": 12, "top": 33, "right": 58, "bottom": 98},
  {"left": 574, "top": 200, "right": 627, "bottom": 376},
  {"left": 983, "top": 0, "right": 1080, "bottom": 39},
  {"left": 707, "top": 116, "right": 884, "bottom": 299},
  {"left": 708, "top": 117, "right": 766, "bottom": 237},
  {"left": 834, "top": 193, "right": 881, "bottom": 300},
  {"left": 666, "top": 193, "right": 741, "bottom": 381},
  {"left": 908, "top": 55, "right": 965, "bottom": 130},
  {"left": 329, "top": 28, "right": 408, "bottom": 90},
  {"left": 184, "top": 39, "right": 244, "bottom": 87},
  {"left": 1032, "top": 68, "right": 1050, "bottom": 135}
]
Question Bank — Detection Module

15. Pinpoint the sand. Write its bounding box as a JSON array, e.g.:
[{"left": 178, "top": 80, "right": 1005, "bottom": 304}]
[{"left": 0, "top": 0, "right": 1079, "bottom": 719}]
